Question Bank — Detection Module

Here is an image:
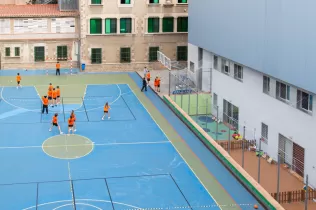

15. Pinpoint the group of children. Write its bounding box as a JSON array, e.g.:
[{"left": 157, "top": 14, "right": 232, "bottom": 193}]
[{"left": 143, "top": 67, "right": 161, "bottom": 92}]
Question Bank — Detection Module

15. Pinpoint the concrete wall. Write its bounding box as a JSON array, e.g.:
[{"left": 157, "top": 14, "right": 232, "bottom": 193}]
[
  {"left": 188, "top": 0, "right": 316, "bottom": 94},
  {"left": 188, "top": 43, "right": 316, "bottom": 188},
  {"left": 80, "top": 0, "right": 188, "bottom": 71}
]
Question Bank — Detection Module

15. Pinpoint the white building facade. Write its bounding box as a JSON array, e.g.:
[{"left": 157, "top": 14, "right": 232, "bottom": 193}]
[{"left": 188, "top": 0, "right": 316, "bottom": 188}]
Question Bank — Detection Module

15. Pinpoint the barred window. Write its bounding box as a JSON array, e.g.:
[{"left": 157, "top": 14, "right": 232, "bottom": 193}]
[{"left": 261, "top": 123, "right": 268, "bottom": 144}]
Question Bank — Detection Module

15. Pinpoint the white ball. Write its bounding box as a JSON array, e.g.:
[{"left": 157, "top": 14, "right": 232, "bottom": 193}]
[{"left": 11, "top": 80, "right": 12, "bottom": 83}]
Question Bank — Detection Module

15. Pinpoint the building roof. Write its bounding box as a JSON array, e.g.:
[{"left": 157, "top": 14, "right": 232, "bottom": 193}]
[{"left": 0, "top": 4, "right": 79, "bottom": 18}]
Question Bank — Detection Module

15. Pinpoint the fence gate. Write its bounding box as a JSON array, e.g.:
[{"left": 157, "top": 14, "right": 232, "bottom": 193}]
[
  {"left": 293, "top": 142, "right": 305, "bottom": 177},
  {"left": 278, "top": 134, "right": 293, "bottom": 166}
]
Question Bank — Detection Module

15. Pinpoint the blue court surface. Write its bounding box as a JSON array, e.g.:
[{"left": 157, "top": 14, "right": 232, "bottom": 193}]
[{"left": 0, "top": 83, "right": 222, "bottom": 210}]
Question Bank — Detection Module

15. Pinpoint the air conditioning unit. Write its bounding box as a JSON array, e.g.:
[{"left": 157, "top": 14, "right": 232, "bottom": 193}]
[{"left": 163, "top": 0, "right": 174, "bottom": 7}]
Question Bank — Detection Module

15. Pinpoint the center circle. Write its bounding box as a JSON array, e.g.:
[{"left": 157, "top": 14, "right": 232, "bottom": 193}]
[{"left": 42, "top": 135, "right": 94, "bottom": 159}]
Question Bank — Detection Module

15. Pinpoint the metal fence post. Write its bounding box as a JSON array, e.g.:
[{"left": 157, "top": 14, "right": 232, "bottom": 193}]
[
  {"left": 277, "top": 153, "right": 280, "bottom": 203},
  {"left": 215, "top": 106, "right": 219, "bottom": 141},
  {"left": 188, "top": 92, "right": 191, "bottom": 115},
  {"left": 228, "top": 127, "right": 231, "bottom": 154},
  {"left": 206, "top": 98, "right": 208, "bottom": 129},
  {"left": 242, "top": 126, "right": 245, "bottom": 168},
  {"left": 258, "top": 136, "right": 262, "bottom": 183},
  {"left": 196, "top": 90, "right": 199, "bottom": 116},
  {"left": 168, "top": 70, "right": 171, "bottom": 96}
]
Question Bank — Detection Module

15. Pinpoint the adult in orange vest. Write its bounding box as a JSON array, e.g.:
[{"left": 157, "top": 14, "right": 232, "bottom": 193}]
[
  {"left": 56, "top": 61, "right": 61, "bottom": 76},
  {"left": 42, "top": 96, "right": 49, "bottom": 114}
]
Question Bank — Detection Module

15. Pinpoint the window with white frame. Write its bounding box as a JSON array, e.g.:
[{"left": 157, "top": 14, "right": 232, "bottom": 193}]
[
  {"left": 221, "top": 58, "right": 229, "bottom": 74},
  {"left": 263, "top": 75, "right": 270, "bottom": 94},
  {"left": 234, "top": 64, "right": 243, "bottom": 80},
  {"left": 213, "top": 55, "right": 218, "bottom": 70},
  {"left": 276, "top": 81, "right": 290, "bottom": 101},
  {"left": 261, "top": 123, "right": 268, "bottom": 144},
  {"left": 189, "top": 61, "right": 195, "bottom": 72},
  {"left": 297, "top": 90, "right": 313, "bottom": 112}
]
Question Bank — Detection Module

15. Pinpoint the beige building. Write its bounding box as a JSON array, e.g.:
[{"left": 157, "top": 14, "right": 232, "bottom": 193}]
[
  {"left": 0, "top": 3, "right": 79, "bottom": 69},
  {"left": 79, "top": 0, "right": 188, "bottom": 71}
]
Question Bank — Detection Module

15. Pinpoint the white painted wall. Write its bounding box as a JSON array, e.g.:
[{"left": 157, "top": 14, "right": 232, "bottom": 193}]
[{"left": 188, "top": 43, "right": 316, "bottom": 188}]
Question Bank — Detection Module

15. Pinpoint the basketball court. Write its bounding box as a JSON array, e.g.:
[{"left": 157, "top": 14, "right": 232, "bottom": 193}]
[{"left": 0, "top": 70, "right": 262, "bottom": 209}]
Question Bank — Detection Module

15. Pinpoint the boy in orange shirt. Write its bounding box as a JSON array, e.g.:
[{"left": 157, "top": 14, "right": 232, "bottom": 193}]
[
  {"left": 146, "top": 71, "right": 151, "bottom": 87},
  {"left": 56, "top": 62, "right": 61, "bottom": 76},
  {"left": 16, "top": 73, "right": 22, "bottom": 89},
  {"left": 49, "top": 113, "right": 63, "bottom": 134},
  {"left": 56, "top": 86, "right": 61, "bottom": 105},
  {"left": 52, "top": 88, "right": 57, "bottom": 107},
  {"left": 102, "top": 102, "right": 111, "bottom": 120},
  {"left": 42, "top": 95, "right": 49, "bottom": 114},
  {"left": 48, "top": 89, "right": 53, "bottom": 107},
  {"left": 68, "top": 115, "right": 75, "bottom": 135}
]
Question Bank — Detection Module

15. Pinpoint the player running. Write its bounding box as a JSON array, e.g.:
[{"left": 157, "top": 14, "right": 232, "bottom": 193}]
[
  {"left": 102, "top": 102, "right": 111, "bottom": 120},
  {"left": 49, "top": 113, "right": 63, "bottom": 134}
]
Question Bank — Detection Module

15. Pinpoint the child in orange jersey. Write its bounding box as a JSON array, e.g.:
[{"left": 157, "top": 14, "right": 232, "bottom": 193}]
[
  {"left": 56, "top": 86, "right": 61, "bottom": 104},
  {"left": 102, "top": 102, "right": 111, "bottom": 120},
  {"left": 49, "top": 113, "right": 63, "bottom": 134},
  {"left": 52, "top": 88, "right": 57, "bottom": 107},
  {"left": 146, "top": 71, "right": 151, "bottom": 87},
  {"left": 68, "top": 115, "right": 75, "bottom": 135},
  {"left": 70, "top": 110, "right": 77, "bottom": 132},
  {"left": 16, "top": 73, "right": 22, "bottom": 89},
  {"left": 47, "top": 88, "right": 53, "bottom": 107}
]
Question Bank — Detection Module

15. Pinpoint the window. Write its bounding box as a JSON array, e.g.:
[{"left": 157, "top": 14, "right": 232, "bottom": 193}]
[
  {"left": 148, "top": 18, "right": 159, "bottom": 33},
  {"left": 177, "top": 46, "right": 187, "bottom": 61},
  {"left": 34, "top": 46, "right": 45, "bottom": 62},
  {"left": 91, "top": 0, "right": 102, "bottom": 4},
  {"left": 105, "top": 18, "right": 117, "bottom": 34},
  {"left": 149, "top": 0, "right": 159, "bottom": 3},
  {"left": 121, "top": 0, "right": 131, "bottom": 4},
  {"left": 234, "top": 64, "right": 243, "bottom": 80},
  {"left": 276, "top": 81, "right": 290, "bottom": 101},
  {"left": 149, "top": 47, "right": 159, "bottom": 62},
  {"left": 5, "top": 47, "right": 10, "bottom": 57},
  {"left": 263, "top": 76, "right": 270, "bottom": 94},
  {"left": 221, "top": 58, "right": 230, "bottom": 74},
  {"left": 213, "top": 93, "right": 218, "bottom": 107},
  {"left": 189, "top": 61, "right": 195, "bottom": 72},
  {"left": 14, "top": 47, "right": 20, "bottom": 57},
  {"left": 297, "top": 90, "right": 313, "bottom": 112},
  {"left": 120, "top": 48, "right": 131, "bottom": 63},
  {"left": 91, "top": 48, "right": 102, "bottom": 64},
  {"left": 223, "top": 99, "right": 239, "bottom": 130},
  {"left": 177, "top": 17, "right": 188, "bottom": 32},
  {"left": 178, "top": 0, "right": 187, "bottom": 3},
  {"left": 90, "top": 18, "right": 102, "bottom": 34},
  {"left": 261, "top": 123, "right": 268, "bottom": 144},
  {"left": 57, "top": 46, "right": 67, "bottom": 60},
  {"left": 213, "top": 56, "right": 218, "bottom": 70},
  {"left": 162, "top": 17, "right": 174, "bottom": 32},
  {"left": 120, "top": 18, "right": 132, "bottom": 33}
]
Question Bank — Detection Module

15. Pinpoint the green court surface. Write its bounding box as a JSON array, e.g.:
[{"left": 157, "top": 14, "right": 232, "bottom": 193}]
[{"left": 171, "top": 93, "right": 233, "bottom": 141}]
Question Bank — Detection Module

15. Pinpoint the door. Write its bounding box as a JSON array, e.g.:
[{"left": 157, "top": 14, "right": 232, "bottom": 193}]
[
  {"left": 278, "top": 134, "right": 293, "bottom": 166},
  {"left": 293, "top": 142, "right": 305, "bottom": 177}
]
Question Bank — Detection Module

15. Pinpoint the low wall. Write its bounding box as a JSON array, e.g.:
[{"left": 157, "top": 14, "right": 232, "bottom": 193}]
[{"left": 163, "top": 95, "right": 284, "bottom": 210}]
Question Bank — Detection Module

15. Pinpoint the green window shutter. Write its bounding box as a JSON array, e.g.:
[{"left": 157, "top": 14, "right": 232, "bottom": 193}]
[
  {"left": 177, "top": 46, "right": 188, "bottom": 61},
  {"left": 148, "top": 18, "right": 159, "bottom": 33},
  {"left": 120, "top": 18, "right": 131, "bottom": 33},
  {"left": 179, "top": 0, "right": 187, "bottom": 3},
  {"left": 90, "top": 19, "right": 102, "bottom": 34},
  {"left": 105, "top": 19, "right": 111, "bottom": 33},
  {"left": 91, "top": 48, "right": 102, "bottom": 64},
  {"left": 5, "top": 48, "right": 10, "bottom": 57},
  {"left": 148, "top": 18, "right": 153, "bottom": 33},
  {"left": 177, "top": 17, "right": 188, "bottom": 32},
  {"left": 125, "top": 0, "right": 130, "bottom": 4},
  {"left": 15, "top": 47, "right": 20, "bottom": 56},
  {"left": 154, "top": 0, "right": 159, "bottom": 3},
  {"left": 106, "top": 19, "right": 117, "bottom": 33},
  {"left": 163, "top": 17, "right": 174, "bottom": 32},
  {"left": 91, "top": 0, "right": 101, "bottom": 4},
  {"left": 57, "top": 46, "right": 68, "bottom": 60},
  {"left": 149, "top": 47, "right": 159, "bottom": 62},
  {"left": 120, "top": 48, "right": 131, "bottom": 63},
  {"left": 34, "top": 46, "right": 45, "bottom": 62}
]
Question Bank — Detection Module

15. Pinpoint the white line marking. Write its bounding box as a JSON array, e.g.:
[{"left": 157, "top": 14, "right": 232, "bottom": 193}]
[
  {"left": 0, "top": 141, "right": 170, "bottom": 150},
  {"left": 53, "top": 203, "right": 102, "bottom": 210},
  {"left": 127, "top": 84, "right": 222, "bottom": 210},
  {"left": 23, "top": 199, "right": 141, "bottom": 210}
]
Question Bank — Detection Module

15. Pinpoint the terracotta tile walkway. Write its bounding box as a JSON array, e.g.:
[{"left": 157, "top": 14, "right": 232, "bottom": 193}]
[{"left": 229, "top": 149, "right": 316, "bottom": 209}]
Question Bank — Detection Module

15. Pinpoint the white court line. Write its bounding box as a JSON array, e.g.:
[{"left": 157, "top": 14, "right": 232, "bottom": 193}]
[
  {"left": 53, "top": 203, "right": 102, "bottom": 210},
  {"left": 0, "top": 141, "right": 170, "bottom": 149},
  {"left": 126, "top": 84, "right": 222, "bottom": 210},
  {"left": 23, "top": 199, "right": 141, "bottom": 210}
]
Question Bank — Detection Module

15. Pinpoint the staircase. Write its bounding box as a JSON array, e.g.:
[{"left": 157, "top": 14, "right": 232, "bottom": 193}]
[{"left": 35, "top": 0, "right": 57, "bottom": 4}]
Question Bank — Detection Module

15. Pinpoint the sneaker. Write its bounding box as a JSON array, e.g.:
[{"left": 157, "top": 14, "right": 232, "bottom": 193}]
[
  {"left": 108, "top": 117, "right": 111, "bottom": 119},
  {"left": 74, "top": 129, "right": 77, "bottom": 132},
  {"left": 102, "top": 118, "right": 104, "bottom": 120},
  {"left": 16, "top": 87, "right": 18, "bottom": 89},
  {"left": 49, "top": 129, "right": 52, "bottom": 132},
  {"left": 60, "top": 132, "right": 63, "bottom": 134}
]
